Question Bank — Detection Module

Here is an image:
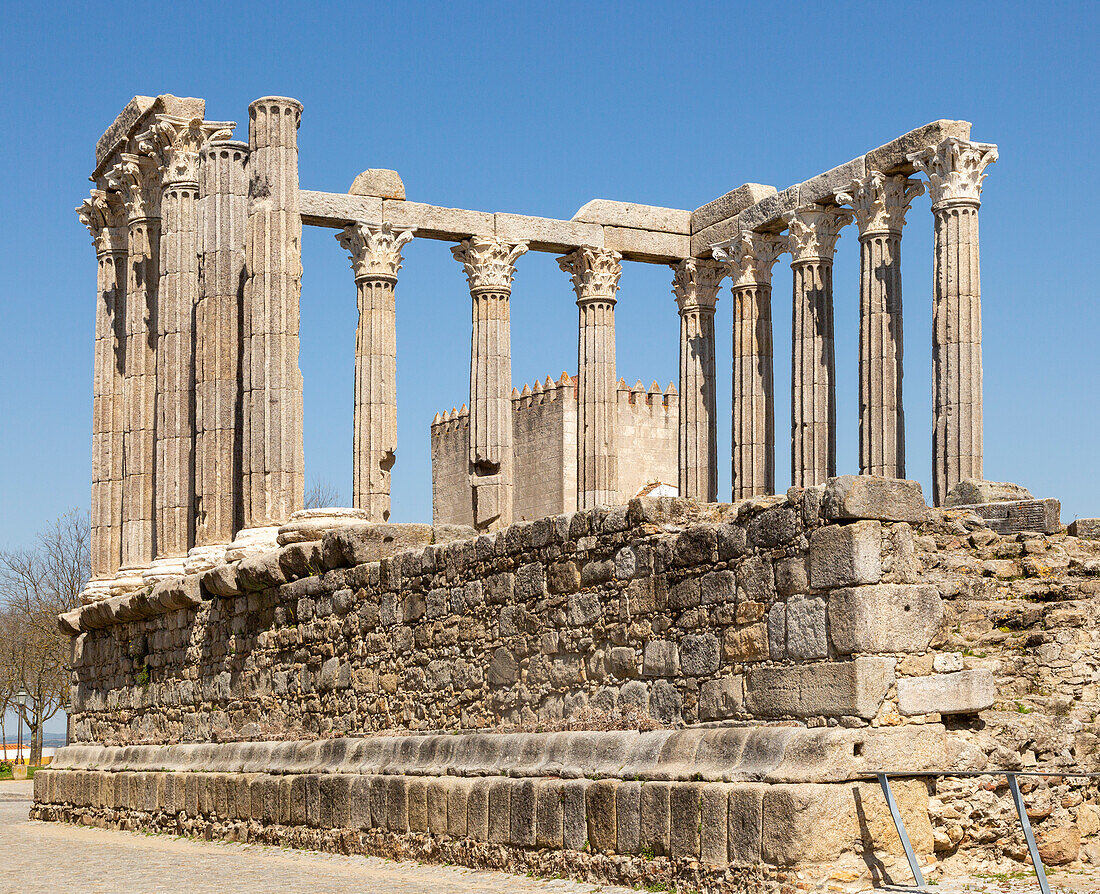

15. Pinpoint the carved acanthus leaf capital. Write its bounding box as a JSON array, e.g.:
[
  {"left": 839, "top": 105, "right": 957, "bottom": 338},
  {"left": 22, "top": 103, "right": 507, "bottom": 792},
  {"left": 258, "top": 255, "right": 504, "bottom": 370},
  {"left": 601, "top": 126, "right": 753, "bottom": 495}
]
[
  {"left": 557, "top": 247, "right": 623, "bottom": 303},
  {"left": 670, "top": 258, "right": 725, "bottom": 312},
  {"left": 76, "top": 189, "right": 128, "bottom": 254},
  {"left": 783, "top": 205, "right": 853, "bottom": 263},
  {"left": 452, "top": 238, "right": 528, "bottom": 293},
  {"left": 836, "top": 172, "right": 924, "bottom": 236},
  {"left": 336, "top": 222, "right": 415, "bottom": 282},
  {"left": 137, "top": 115, "right": 237, "bottom": 186},
  {"left": 907, "top": 137, "right": 998, "bottom": 208},
  {"left": 107, "top": 154, "right": 163, "bottom": 221},
  {"left": 712, "top": 231, "right": 785, "bottom": 288}
]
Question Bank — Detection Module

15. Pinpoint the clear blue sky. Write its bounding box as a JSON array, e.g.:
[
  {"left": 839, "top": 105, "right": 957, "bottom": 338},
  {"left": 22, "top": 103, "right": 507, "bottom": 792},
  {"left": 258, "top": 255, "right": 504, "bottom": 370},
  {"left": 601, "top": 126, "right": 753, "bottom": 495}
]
[{"left": 2, "top": 0, "right": 1099, "bottom": 567}]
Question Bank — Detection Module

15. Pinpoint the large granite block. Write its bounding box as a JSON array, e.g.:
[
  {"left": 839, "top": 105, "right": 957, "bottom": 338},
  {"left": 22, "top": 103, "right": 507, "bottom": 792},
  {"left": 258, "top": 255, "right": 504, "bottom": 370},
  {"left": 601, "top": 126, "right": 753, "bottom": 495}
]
[
  {"left": 828, "top": 584, "right": 942, "bottom": 655},
  {"left": 897, "top": 669, "right": 996, "bottom": 716}
]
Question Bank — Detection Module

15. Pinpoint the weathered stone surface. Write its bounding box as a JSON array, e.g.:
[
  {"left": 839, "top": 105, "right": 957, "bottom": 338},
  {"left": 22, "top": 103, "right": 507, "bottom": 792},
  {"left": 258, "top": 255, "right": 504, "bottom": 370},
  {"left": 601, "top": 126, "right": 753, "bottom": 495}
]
[
  {"left": 572, "top": 199, "right": 691, "bottom": 234},
  {"left": 642, "top": 640, "right": 679, "bottom": 677},
  {"left": 493, "top": 212, "right": 603, "bottom": 253},
  {"left": 785, "top": 597, "right": 827, "bottom": 661},
  {"left": 897, "top": 669, "right": 995, "bottom": 716},
  {"left": 1038, "top": 826, "right": 1082, "bottom": 865},
  {"left": 734, "top": 185, "right": 800, "bottom": 234},
  {"left": 383, "top": 199, "right": 494, "bottom": 239},
  {"left": 602, "top": 226, "right": 690, "bottom": 262},
  {"left": 324, "top": 523, "right": 437, "bottom": 567},
  {"left": 1070, "top": 518, "right": 1100, "bottom": 539},
  {"left": 809, "top": 520, "right": 881, "bottom": 589},
  {"left": 691, "top": 183, "right": 777, "bottom": 233},
  {"left": 943, "top": 478, "right": 1034, "bottom": 507},
  {"left": 958, "top": 498, "right": 1061, "bottom": 535},
  {"left": 744, "top": 658, "right": 895, "bottom": 719},
  {"left": 349, "top": 169, "right": 405, "bottom": 200},
  {"left": 828, "top": 584, "right": 942, "bottom": 655},
  {"left": 699, "top": 676, "right": 743, "bottom": 721},
  {"left": 864, "top": 119, "right": 972, "bottom": 174},
  {"left": 798, "top": 157, "right": 866, "bottom": 206},
  {"left": 821, "top": 475, "right": 929, "bottom": 522},
  {"left": 299, "top": 190, "right": 383, "bottom": 227}
]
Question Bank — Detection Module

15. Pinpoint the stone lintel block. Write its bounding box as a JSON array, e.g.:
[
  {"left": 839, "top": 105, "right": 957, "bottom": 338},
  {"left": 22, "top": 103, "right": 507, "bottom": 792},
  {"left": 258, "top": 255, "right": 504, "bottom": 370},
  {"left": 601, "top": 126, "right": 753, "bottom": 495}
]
[
  {"left": 864, "top": 119, "right": 973, "bottom": 175},
  {"left": 493, "top": 212, "right": 604, "bottom": 253},
  {"left": 383, "top": 199, "right": 494, "bottom": 240},
  {"left": 956, "top": 498, "right": 1061, "bottom": 535},
  {"left": 809, "top": 521, "right": 882, "bottom": 589},
  {"left": 603, "top": 226, "right": 690, "bottom": 262},
  {"left": 734, "top": 185, "right": 801, "bottom": 234},
  {"left": 349, "top": 169, "right": 405, "bottom": 201},
  {"left": 298, "top": 190, "right": 382, "bottom": 228},
  {"left": 572, "top": 198, "right": 691, "bottom": 234},
  {"left": 744, "top": 658, "right": 895, "bottom": 720},
  {"left": 1069, "top": 518, "right": 1100, "bottom": 539},
  {"left": 821, "top": 475, "right": 930, "bottom": 523},
  {"left": 897, "top": 669, "right": 996, "bottom": 716},
  {"left": 690, "top": 215, "right": 743, "bottom": 259},
  {"left": 691, "top": 183, "right": 778, "bottom": 234},
  {"left": 828, "top": 583, "right": 942, "bottom": 655},
  {"left": 799, "top": 156, "right": 867, "bottom": 206}
]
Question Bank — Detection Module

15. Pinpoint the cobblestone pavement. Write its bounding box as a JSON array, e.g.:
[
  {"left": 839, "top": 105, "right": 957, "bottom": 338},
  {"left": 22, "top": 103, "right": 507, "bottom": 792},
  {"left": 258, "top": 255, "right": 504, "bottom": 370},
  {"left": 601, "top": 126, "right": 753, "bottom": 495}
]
[
  {"left": 0, "top": 781, "right": 632, "bottom": 894},
  {"left": 4, "top": 781, "right": 1098, "bottom": 893}
]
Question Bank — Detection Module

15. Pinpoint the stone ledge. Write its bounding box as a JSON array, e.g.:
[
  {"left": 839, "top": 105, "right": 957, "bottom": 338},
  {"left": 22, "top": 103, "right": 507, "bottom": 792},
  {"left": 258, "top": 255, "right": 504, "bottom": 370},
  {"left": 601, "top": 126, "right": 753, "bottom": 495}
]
[
  {"left": 44, "top": 726, "right": 946, "bottom": 785},
  {"left": 953, "top": 498, "right": 1061, "bottom": 535}
]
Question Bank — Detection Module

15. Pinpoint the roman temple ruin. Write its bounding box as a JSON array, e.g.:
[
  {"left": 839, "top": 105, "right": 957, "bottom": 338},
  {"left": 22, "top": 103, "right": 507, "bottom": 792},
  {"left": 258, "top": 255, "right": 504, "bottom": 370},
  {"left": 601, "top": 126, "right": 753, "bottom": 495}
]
[{"left": 40, "top": 94, "right": 1100, "bottom": 891}]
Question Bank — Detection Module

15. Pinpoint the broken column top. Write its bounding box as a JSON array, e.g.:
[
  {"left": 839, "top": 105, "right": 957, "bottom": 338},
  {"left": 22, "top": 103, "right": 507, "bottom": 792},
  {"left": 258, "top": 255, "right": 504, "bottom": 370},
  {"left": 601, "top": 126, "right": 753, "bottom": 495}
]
[{"left": 94, "top": 94, "right": 207, "bottom": 176}]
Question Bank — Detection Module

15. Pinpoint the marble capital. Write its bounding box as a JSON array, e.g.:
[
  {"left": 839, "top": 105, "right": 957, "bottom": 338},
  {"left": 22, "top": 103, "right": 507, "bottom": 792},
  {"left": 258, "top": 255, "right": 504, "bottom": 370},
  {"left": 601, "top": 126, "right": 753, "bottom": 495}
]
[
  {"left": 77, "top": 189, "right": 128, "bottom": 255},
  {"left": 558, "top": 247, "right": 622, "bottom": 302},
  {"left": 908, "top": 137, "right": 998, "bottom": 209},
  {"left": 136, "top": 114, "right": 236, "bottom": 186},
  {"left": 784, "top": 205, "right": 853, "bottom": 263},
  {"left": 337, "top": 222, "right": 415, "bottom": 283},
  {"left": 712, "top": 231, "right": 785, "bottom": 289},
  {"left": 452, "top": 238, "right": 528, "bottom": 293},
  {"left": 836, "top": 172, "right": 924, "bottom": 237},
  {"left": 108, "top": 154, "right": 163, "bottom": 221},
  {"left": 670, "top": 258, "right": 725, "bottom": 313}
]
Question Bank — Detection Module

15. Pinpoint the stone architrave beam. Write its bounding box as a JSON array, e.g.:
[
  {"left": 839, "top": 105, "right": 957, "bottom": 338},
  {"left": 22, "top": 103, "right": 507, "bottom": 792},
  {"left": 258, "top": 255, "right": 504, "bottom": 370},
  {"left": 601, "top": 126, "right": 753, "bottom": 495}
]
[{"left": 908, "top": 137, "right": 997, "bottom": 505}]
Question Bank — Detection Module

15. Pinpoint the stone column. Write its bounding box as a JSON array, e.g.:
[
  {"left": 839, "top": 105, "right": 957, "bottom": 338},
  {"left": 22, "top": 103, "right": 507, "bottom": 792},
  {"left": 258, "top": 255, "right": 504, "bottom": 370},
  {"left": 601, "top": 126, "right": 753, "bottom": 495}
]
[
  {"left": 713, "top": 232, "right": 785, "bottom": 499},
  {"left": 76, "top": 189, "right": 128, "bottom": 600},
  {"left": 909, "top": 137, "right": 998, "bottom": 505},
  {"left": 192, "top": 139, "right": 249, "bottom": 565},
  {"left": 559, "top": 248, "right": 623, "bottom": 508},
  {"left": 337, "top": 222, "right": 415, "bottom": 522},
  {"left": 837, "top": 172, "right": 924, "bottom": 479},
  {"left": 237, "top": 97, "right": 304, "bottom": 552},
  {"left": 785, "top": 205, "right": 852, "bottom": 488},
  {"left": 108, "top": 154, "right": 162, "bottom": 580},
  {"left": 141, "top": 116, "right": 235, "bottom": 575},
  {"left": 670, "top": 258, "right": 725, "bottom": 502},
  {"left": 452, "top": 238, "right": 528, "bottom": 530}
]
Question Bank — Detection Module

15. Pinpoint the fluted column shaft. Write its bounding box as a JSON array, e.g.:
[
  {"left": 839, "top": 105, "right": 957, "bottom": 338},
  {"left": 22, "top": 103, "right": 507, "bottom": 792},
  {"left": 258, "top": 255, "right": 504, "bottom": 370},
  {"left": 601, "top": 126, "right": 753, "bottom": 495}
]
[
  {"left": 338, "top": 223, "right": 414, "bottom": 522},
  {"left": 838, "top": 173, "right": 923, "bottom": 480},
  {"left": 109, "top": 155, "right": 161, "bottom": 567},
  {"left": 454, "top": 239, "right": 527, "bottom": 530},
  {"left": 671, "top": 259, "right": 725, "bottom": 502},
  {"left": 559, "top": 249, "right": 623, "bottom": 509},
  {"left": 910, "top": 138, "right": 997, "bottom": 505},
  {"left": 714, "top": 233, "right": 783, "bottom": 499},
  {"left": 78, "top": 191, "right": 128, "bottom": 580},
  {"left": 786, "top": 206, "right": 851, "bottom": 488},
  {"left": 195, "top": 140, "right": 249, "bottom": 545},
  {"left": 242, "top": 97, "right": 304, "bottom": 528}
]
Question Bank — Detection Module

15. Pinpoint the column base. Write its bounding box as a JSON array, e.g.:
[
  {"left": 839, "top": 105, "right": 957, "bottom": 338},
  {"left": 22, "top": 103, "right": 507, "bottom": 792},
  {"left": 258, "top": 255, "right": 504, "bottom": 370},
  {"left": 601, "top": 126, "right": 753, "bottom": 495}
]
[
  {"left": 225, "top": 526, "right": 281, "bottom": 562},
  {"left": 143, "top": 557, "right": 188, "bottom": 585},
  {"left": 184, "top": 544, "right": 228, "bottom": 575},
  {"left": 79, "top": 577, "right": 114, "bottom": 605},
  {"left": 109, "top": 565, "right": 150, "bottom": 598},
  {"left": 277, "top": 508, "right": 370, "bottom": 546}
]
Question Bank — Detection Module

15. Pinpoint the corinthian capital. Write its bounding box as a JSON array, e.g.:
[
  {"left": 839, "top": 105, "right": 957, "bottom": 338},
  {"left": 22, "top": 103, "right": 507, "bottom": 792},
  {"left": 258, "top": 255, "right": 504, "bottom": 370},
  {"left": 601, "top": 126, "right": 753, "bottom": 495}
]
[
  {"left": 76, "top": 189, "right": 128, "bottom": 255},
  {"left": 107, "top": 154, "right": 163, "bottom": 221},
  {"left": 907, "top": 137, "right": 998, "bottom": 208},
  {"left": 784, "top": 205, "right": 853, "bottom": 263},
  {"left": 336, "top": 222, "right": 415, "bottom": 283},
  {"left": 558, "top": 247, "right": 623, "bottom": 302},
  {"left": 670, "top": 258, "right": 725, "bottom": 312},
  {"left": 712, "top": 231, "right": 785, "bottom": 289},
  {"left": 836, "top": 172, "right": 924, "bottom": 236},
  {"left": 452, "top": 238, "right": 528, "bottom": 293},
  {"left": 137, "top": 115, "right": 236, "bottom": 185}
]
